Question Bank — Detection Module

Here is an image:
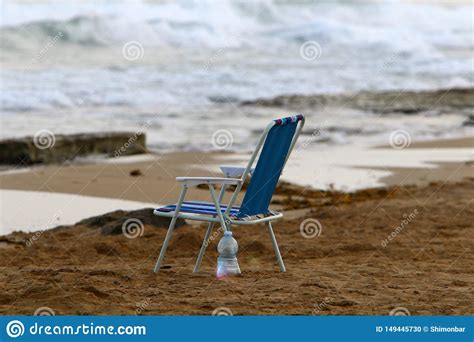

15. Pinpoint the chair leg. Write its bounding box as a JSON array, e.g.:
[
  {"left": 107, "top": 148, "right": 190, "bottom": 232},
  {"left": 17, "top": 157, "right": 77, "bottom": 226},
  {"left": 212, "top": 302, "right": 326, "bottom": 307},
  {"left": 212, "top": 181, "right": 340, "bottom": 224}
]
[
  {"left": 153, "top": 186, "right": 187, "bottom": 273},
  {"left": 153, "top": 216, "right": 179, "bottom": 272},
  {"left": 193, "top": 222, "right": 215, "bottom": 273},
  {"left": 266, "top": 221, "right": 286, "bottom": 272},
  {"left": 208, "top": 185, "right": 229, "bottom": 233}
]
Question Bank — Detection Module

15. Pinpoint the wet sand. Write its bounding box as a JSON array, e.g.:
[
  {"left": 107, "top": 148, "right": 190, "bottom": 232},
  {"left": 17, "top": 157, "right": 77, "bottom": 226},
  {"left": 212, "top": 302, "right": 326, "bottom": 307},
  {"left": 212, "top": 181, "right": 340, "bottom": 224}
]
[
  {"left": 0, "top": 138, "right": 472, "bottom": 203},
  {"left": 0, "top": 152, "right": 230, "bottom": 205}
]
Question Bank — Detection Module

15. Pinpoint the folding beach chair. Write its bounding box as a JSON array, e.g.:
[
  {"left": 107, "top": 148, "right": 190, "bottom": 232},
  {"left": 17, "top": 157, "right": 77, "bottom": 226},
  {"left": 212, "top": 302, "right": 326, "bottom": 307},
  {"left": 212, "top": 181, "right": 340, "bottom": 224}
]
[{"left": 153, "top": 114, "right": 305, "bottom": 273}]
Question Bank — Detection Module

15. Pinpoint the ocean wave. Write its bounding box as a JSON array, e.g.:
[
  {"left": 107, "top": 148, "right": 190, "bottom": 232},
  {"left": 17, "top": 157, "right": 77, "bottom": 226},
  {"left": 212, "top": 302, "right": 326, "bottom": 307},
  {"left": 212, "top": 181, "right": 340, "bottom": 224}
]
[
  {"left": 1, "top": 0, "right": 472, "bottom": 52},
  {"left": 1, "top": 0, "right": 472, "bottom": 116},
  {"left": 0, "top": 15, "right": 145, "bottom": 50}
]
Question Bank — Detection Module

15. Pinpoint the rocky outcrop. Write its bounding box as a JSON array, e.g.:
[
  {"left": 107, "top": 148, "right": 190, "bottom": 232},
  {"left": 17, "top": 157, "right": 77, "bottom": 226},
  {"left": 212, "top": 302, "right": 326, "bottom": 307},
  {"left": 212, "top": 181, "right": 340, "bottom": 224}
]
[
  {"left": 55, "top": 208, "right": 185, "bottom": 235},
  {"left": 241, "top": 87, "right": 474, "bottom": 114},
  {"left": 0, "top": 132, "right": 146, "bottom": 165}
]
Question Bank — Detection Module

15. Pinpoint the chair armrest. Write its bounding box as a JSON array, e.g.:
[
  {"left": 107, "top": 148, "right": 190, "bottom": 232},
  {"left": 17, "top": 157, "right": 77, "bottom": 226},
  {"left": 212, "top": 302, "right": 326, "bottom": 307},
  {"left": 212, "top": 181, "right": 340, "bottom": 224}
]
[
  {"left": 219, "top": 165, "right": 254, "bottom": 178},
  {"left": 176, "top": 177, "right": 242, "bottom": 187}
]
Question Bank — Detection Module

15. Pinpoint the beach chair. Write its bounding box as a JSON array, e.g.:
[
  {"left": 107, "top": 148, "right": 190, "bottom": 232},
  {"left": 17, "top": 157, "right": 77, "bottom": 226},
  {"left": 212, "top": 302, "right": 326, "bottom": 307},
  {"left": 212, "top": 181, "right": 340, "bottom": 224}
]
[{"left": 153, "top": 114, "right": 305, "bottom": 273}]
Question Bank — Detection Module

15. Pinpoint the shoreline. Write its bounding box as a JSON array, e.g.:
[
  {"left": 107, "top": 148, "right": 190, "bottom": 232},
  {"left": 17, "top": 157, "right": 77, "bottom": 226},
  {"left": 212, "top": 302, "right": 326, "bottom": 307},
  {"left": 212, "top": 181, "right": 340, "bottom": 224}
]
[
  {"left": 0, "top": 136, "right": 472, "bottom": 234},
  {"left": 1, "top": 136, "right": 471, "bottom": 191}
]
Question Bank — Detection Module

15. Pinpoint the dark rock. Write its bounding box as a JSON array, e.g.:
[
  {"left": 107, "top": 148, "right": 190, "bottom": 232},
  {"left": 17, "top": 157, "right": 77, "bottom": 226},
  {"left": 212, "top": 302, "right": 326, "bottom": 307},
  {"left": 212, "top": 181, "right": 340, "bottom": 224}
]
[
  {"left": 241, "top": 87, "right": 474, "bottom": 114},
  {"left": 73, "top": 208, "right": 185, "bottom": 235},
  {"left": 462, "top": 114, "right": 474, "bottom": 126},
  {"left": 0, "top": 132, "right": 147, "bottom": 166},
  {"left": 208, "top": 95, "right": 240, "bottom": 103},
  {"left": 129, "top": 169, "right": 143, "bottom": 176}
]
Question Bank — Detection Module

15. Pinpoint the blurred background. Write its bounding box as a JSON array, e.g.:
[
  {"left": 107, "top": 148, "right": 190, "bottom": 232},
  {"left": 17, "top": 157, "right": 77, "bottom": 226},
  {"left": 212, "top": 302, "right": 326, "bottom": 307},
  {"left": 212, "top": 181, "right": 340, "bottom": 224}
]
[{"left": 1, "top": 0, "right": 472, "bottom": 151}]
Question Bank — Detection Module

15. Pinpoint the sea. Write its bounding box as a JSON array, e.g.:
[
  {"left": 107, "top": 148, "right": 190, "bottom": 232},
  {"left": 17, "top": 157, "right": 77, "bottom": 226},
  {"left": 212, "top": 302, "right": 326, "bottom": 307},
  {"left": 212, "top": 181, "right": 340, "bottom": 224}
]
[{"left": 1, "top": 0, "right": 472, "bottom": 150}]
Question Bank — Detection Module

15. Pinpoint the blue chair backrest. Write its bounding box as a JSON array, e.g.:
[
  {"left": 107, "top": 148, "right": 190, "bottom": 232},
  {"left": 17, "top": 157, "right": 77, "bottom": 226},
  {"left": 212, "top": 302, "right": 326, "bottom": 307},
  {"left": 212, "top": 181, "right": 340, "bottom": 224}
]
[{"left": 237, "top": 115, "right": 304, "bottom": 218}]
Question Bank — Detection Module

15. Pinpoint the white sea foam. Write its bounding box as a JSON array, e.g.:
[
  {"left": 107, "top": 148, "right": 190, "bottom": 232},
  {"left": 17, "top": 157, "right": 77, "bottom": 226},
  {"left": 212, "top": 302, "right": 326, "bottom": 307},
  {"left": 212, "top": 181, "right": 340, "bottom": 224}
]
[{"left": 283, "top": 145, "right": 474, "bottom": 191}]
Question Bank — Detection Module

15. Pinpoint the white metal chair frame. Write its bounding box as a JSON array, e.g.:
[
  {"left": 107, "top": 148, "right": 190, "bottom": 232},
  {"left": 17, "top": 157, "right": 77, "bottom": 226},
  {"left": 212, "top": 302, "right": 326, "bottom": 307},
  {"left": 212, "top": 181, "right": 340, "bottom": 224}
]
[{"left": 153, "top": 116, "right": 305, "bottom": 273}]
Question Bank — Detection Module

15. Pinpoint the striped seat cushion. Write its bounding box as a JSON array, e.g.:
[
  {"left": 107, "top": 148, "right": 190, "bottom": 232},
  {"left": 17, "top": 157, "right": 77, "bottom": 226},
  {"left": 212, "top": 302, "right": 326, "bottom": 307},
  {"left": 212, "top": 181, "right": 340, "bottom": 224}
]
[{"left": 155, "top": 201, "right": 240, "bottom": 216}]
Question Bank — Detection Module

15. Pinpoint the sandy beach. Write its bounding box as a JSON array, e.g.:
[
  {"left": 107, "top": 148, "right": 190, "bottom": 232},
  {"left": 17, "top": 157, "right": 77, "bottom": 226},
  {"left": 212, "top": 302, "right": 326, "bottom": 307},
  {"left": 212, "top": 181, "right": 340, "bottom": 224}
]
[
  {"left": 0, "top": 179, "right": 472, "bottom": 315},
  {"left": 0, "top": 136, "right": 473, "bottom": 315}
]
